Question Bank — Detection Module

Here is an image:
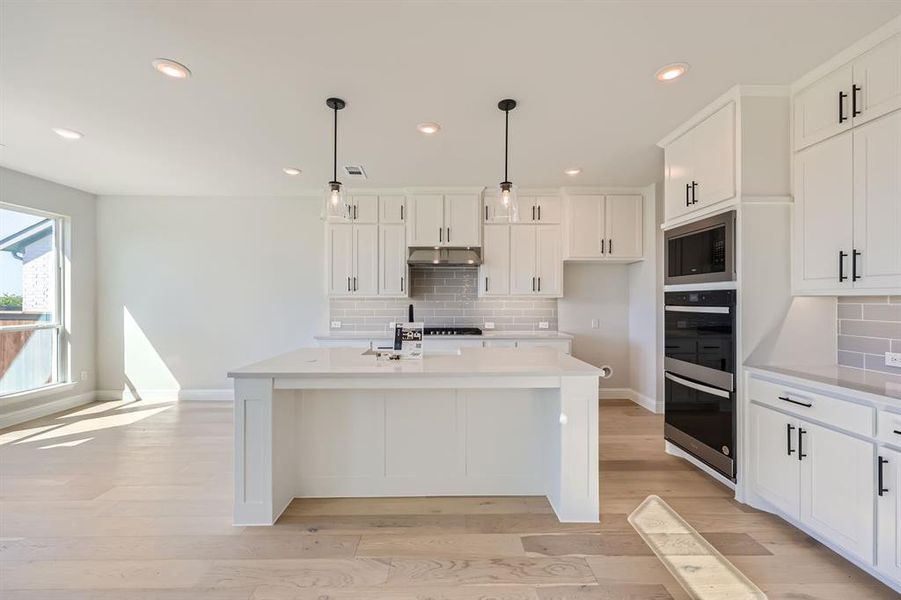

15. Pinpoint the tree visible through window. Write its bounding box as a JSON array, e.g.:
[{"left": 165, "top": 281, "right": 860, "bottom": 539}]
[{"left": 0, "top": 206, "right": 62, "bottom": 395}]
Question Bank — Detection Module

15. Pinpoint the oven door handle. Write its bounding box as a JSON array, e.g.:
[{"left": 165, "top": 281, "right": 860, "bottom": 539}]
[
  {"left": 665, "top": 372, "right": 731, "bottom": 399},
  {"left": 664, "top": 305, "right": 731, "bottom": 314}
]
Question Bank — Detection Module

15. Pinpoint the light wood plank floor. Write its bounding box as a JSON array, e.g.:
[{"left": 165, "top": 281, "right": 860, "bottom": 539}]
[{"left": 0, "top": 397, "right": 897, "bottom": 599}]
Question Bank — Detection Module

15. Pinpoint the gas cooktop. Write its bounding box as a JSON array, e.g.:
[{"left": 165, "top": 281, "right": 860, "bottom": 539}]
[{"left": 424, "top": 327, "right": 482, "bottom": 336}]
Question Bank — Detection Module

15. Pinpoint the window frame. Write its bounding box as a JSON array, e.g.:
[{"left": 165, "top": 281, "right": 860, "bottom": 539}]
[{"left": 0, "top": 202, "right": 69, "bottom": 398}]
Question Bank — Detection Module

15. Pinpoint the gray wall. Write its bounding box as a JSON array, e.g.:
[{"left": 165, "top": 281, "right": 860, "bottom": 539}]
[
  {"left": 837, "top": 295, "right": 901, "bottom": 375},
  {"left": 0, "top": 167, "right": 97, "bottom": 421}
]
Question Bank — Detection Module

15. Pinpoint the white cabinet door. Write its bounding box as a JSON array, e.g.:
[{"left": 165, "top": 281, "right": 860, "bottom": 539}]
[
  {"left": 510, "top": 225, "right": 537, "bottom": 295},
  {"left": 519, "top": 196, "right": 538, "bottom": 222},
  {"left": 793, "top": 133, "right": 854, "bottom": 292},
  {"left": 444, "top": 194, "right": 480, "bottom": 246},
  {"left": 480, "top": 224, "right": 510, "bottom": 296},
  {"left": 799, "top": 421, "right": 875, "bottom": 564},
  {"left": 794, "top": 64, "right": 853, "bottom": 150},
  {"left": 379, "top": 224, "right": 407, "bottom": 297},
  {"left": 877, "top": 447, "right": 901, "bottom": 582},
  {"left": 692, "top": 102, "right": 736, "bottom": 209},
  {"left": 379, "top": 195, "right": 406, "bottom": 224},
  {"left": 535, "top": 225, "right": 562, "bottom": 296},
  {"left": 408, "top": 194, "right": 444, "bottom": 246},
  {"left": 535, "top": 196, "right": 561, "bottom": 224},
  {"left": 327, "top": 225, "right": 354, "bottom": 296},
  {"left": 351, "top": 195, "right": 379, "bottom": 223},
  {"left": 664, "top": 131, "right": 694, "bottom": 221},
  {"left": 749, "top": 403, "right": 800, "bottom": 520},
  {"left": 853, "top": 110, "right": 901, "bottom": 289},
  {"left": 353, "top": 225, "right": 379, "bottom": 296},
  {"left": 853, "top": 33, "right": 901, "bottom": 127},
  {"left": 606, "top": 195, "right": 643, "bottom": 259},
  {"left": 567, "top": 195, "right": 604, "bottom": 259}
]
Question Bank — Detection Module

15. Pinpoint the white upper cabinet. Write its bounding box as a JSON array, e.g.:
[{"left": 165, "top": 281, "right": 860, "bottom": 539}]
[
  {"left": 379, "top": 195, "right": 406, "bottom": 224},
  {"left": 605, "top": 195, "right": 643, "bottom": 259},
  {"left": 853, "top": 33, "right": 901, "bottom": 126},
  {"left": 408, "top": 193, "right": 480, "bottom": 247},
  {"left": 535, "top": 225, "right": 562, "bottom": 296},
  {"left": 379, "top": 224, "right": 407, "bottom": 297},
  {"left": 793, "top": 133, "right": 854, "bottom": 292},
  {"left": 444, "top": 194, "right": 480, "bottom": 246},
  {"left": 518, "top": 196, "right": 562, "bottom": 223},
  {"left": 479, "top": 224, "right": 510, "bottom": 296},
  {"left": 565, "top": 194, "right": 642, "bottom": 261},
  {"left": 510, "top": 226, "right": 538, "bottom": 295},
  {"left": 853, "top": 110, "right": 901, "bottom": 289},
  {"left": 662, "top": 102, "right": 736, "bottom": 222},
  {"left": 352, "top": 224, "right": 379, "bottom": 296},
  {"left": 348, "top": 195, "right": 379, "bottom": 223},
  {"left": 794, "top": 64, "right": 854, "bottom": 151},
  {"left": 327, "top": 225, "right": 354, "bottom": 296},
  {"left": 327, "top": 224, "right": 378, "bottom": 297},
  {"left": 407, "top": 194, "right": 444, "bottom": 246}
]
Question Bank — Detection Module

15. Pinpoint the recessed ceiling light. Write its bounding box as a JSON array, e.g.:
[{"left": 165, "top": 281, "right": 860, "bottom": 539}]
[
  {"left": 564, "top": 167, "right": 582, "bottom": 176},
  {"left": 417, "top": 122, "right": 441, "bottom": 134},
  {"left": 656, "top": 62, "right": 689, "bottom": 82},
  {"left": 152, "top": 58, "right": 191, "bottom": 79},
  {"left": 282, "top": 167, "right": 302, "bottom": 175},
  {"left": 52, "top": 127, "right": 83, "bottom": 140}
]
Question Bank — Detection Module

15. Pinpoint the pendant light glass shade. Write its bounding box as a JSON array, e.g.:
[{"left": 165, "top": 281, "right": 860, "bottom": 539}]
[
  {"left": 322, "top": 97, "right": 350, "bottom": 221},
  {"left": 323, "top": 181, "right": 348, "bottom": 220}
]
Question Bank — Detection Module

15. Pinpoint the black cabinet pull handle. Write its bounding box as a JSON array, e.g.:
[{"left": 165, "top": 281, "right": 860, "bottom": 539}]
[
  {"left": 439, "top": 227, "right": 443, "bottom": 242},
  {"left": 538, "top": 205, "right": 541, "bottom": 221},
  {"left": 485, "top": 205, "right": 489, "bottom": 221},
  {"left": 879, "top": 456, "right": 889, "bottom": 496},
  {"left": 839, "top": 90, "right": 848, "bottom": 123},
  {"left": 798, "top": 428, "right": 807, "bottom": 461},
  {"left": 532, "top": 205, "right": 536, "bottom": 221},
  {"left": 787, "top": 423, "right": 796, "bottom": 456},
  {"left": 447, "top": 227, "right": 450, "bottom": 243},
  {"left": 353, "top": 276, "right": 357, "bottom": 291},
  {"left": 347, "top": 276, "right": 351, "bottom": 291},
  {"left": 601, "top": 238, "right": 605, "bottom": 254},
  {"left": 852, "top": 249, "right": 861, "bottom": 281},
  {"left": 686, "top": 183, "right": 691, "bottom": 207},
  {"left": 401, "top": 276, "right": 404, "bottom": 292},
  {"left": 537, "top": 277, "right": 541, "bottom": 292},
  {"left": 401, "top": 205, "right": 404, "bottom": 221},
  {"left": 485, "top": 276, "right": 489, "bottom": 292},
  {"left": 839, "top": 251, "right": 847, "bottom": 282},
  {"left": 894, "top": 429, "right": 901, "bottom": 435},
  {"left": 532, "top": 277, "right": 536, "bottom": 292},
  {"left": 691, "top": 181, "right": 698, "bottom": 204},
  {"left": 852, "top": 84, "right": 862, "bottom": 117},
  {"left": 779, "top": 395, "right": 812, "bottom": 408},
  {"left": 608, "top": 238, "right": 613, "bottom": 254}
]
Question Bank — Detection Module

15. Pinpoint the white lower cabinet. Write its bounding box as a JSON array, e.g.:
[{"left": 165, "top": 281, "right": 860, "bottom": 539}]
[
  {"left": 878, "top": 447, "right": 901, "bottom": 582},
  {"left": 749, "top": 403, "right": 800, "bottom": 520}
]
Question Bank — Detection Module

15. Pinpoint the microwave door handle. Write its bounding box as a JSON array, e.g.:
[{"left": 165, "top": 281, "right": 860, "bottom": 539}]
[
  {"left": 664, "top": 305, "right": 730, "bottom": 314},
  {"left": 665, "top": 372, "right": 731, "bottom": 399}
]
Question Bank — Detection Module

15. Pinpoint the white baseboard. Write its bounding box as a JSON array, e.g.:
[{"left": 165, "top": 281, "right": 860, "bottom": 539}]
[
  {"left": 0, "top": 391, "right": 97, "bottom": 429},
  {"left": 598, "top": 387, "right": 662, "bottom": 414},
  {"left": 96, "top": 388, "right": 233, "bottom": 402}
]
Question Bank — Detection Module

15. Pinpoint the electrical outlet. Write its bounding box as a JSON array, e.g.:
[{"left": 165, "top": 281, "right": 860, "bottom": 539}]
[
  {"left": 80, "top": 370, "right": 88, "bottom": 382},
  {"left": 886, "top": 352, "right": 901, "bottom": 368},
  {"left": 591, "top": 319, "right": 600, "bottom": 329},
  {"left": 539, "top": 321, "right": 549, "bottom": 329},
  {"left": 330, "top": 321, "right": 341, "bottom": 329},
  {"left": 484, "top": 321, "right": 495, "bottom": 330}
]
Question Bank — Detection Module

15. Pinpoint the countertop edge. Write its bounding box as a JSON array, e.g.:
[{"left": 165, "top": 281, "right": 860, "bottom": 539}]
[{"left": 745, "top": 364, "right": 901, "bottom": 404}]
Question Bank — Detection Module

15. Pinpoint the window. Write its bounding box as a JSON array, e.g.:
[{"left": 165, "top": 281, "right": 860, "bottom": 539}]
[{"left": 0, "top": 205, "right": 65, "bottom": 395}]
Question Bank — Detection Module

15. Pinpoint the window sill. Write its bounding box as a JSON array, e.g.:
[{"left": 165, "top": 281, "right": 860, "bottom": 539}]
[{"left": 0, "top": 381, "right": 79, "bottom": 405}]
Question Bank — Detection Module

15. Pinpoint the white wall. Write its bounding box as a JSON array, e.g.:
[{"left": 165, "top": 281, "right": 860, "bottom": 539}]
[
  {"left": 0, "top": 167, "right": 97, "bottom": 423},
  {"left": 558, "top": 263, "right": 631, "bottom": 389},
  {"left": 96, "top": 195, "right": 326, "bottom": 396},
  {"left": 627, "top": 184, "right": 662, "bottom": 409}
]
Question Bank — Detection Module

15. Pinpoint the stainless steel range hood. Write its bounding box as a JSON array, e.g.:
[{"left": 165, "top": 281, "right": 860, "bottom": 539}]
[{"left": 407, "top": 247, "right": 482, "bottom": 266}]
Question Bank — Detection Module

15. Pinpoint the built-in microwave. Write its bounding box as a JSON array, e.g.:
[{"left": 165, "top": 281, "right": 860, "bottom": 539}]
[{"left": 664, "top": 211, "right": 735, "bottom": 286}]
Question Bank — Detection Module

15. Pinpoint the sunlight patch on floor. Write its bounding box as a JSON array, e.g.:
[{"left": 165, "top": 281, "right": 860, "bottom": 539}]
[
  {"left": 39, "top": 437, "right": 94, "bottom": 449},
  {"left": 629, "top": 495, "right": 767, "bottom": 600},
  {"left": 0, "top": 425, "right": 58, "bottom": 446},
  {"left": 13, "top": 405, "right": 172, "bottom": 444}
]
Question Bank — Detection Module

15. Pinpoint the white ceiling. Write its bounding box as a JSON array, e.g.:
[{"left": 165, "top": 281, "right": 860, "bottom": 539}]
[{"left": 2, "top": 1, "right": 900, "bottom": 196}]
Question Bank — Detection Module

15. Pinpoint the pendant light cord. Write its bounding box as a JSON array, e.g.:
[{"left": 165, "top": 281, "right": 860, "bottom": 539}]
[
  {"left": 332, "top": 107, "right": 338, "bottom": 183},
  {"left": 504, "top": 108, "right": 509, "bottom": 182}
]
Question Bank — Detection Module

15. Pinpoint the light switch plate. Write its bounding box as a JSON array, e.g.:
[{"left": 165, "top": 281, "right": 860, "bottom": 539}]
[
  {"left": 539, "top": 321, "right": 549, "bottom": 329},
  {"left": 484, "top": 322, "right": 495, "bottom": 330},
  {"left": 886, "top": 352, "right": 901, "bottom": 368},
  {"left": 330, "top": 321, "right": 341, "bottom": 329},
  {"left": 591, "top": 319, "right": 600, "bottom": 329}
]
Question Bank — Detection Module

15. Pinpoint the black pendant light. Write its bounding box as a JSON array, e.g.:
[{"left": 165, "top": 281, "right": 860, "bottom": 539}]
[
  {"left": 496, "top": 98, "right": 519, "bottom": 221},
  {"left": 324, "top": 97, "right": 349, "bottom": 220}
]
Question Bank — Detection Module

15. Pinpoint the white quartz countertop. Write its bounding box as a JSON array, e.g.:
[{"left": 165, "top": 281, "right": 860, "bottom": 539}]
[
  {"left": 746, "top": 364, "right": 901, "bottom": 403},
  {"left": 229, "top": 347, "right": 599, "bottom": 379},
  {"left": 314, "top": 331, "right": 574, "bottom": 341}
]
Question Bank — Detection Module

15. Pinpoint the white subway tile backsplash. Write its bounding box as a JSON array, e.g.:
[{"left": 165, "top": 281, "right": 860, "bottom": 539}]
[
  {"left": 329, "top": 266, "right": 557, "bottom": 332},
  {"left": 836, "top": 295, "right": 901, "bottom": 375}
]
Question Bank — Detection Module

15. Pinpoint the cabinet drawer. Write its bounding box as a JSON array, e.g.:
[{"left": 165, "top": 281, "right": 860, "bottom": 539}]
[
  {"left": 748, "top": 376, "right": 874, "bottom": 437},
  {"left": 878, "top": 410, "right": 901, "bottom": 447}
]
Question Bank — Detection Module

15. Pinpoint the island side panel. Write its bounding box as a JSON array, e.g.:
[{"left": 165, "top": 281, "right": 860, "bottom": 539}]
[
  {"left": 549, "top": 375, "right": 600, "bottom": 522},
  {"left": 233, "top": 377, "right": 276, "bottom": 525}
]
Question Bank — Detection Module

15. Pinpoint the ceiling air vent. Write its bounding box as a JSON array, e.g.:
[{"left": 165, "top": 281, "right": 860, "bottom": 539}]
[{"left": 343, "top": 165, "right": 367, "bottom": 179}]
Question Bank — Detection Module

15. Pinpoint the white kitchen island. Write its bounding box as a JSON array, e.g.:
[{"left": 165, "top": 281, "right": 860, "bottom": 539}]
[{"left": 228, "top": 346, "right": 601, "bottom": 526}]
